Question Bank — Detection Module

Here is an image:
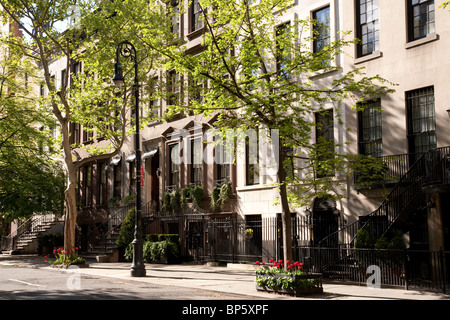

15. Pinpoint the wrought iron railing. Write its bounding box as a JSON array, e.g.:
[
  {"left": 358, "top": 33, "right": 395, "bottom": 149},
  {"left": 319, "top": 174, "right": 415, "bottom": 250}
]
[
  {"left": 319, "top": 146, "right": 450, "bottom": 248},
  {"left": 83, "top": 204, "right": 133, "bottom": 254},
  {"left": 0, "top": 214, "right": 63, "bottom": 252},
  {"left": 296, "top": 246, "right": 450, "bottom": 293}
]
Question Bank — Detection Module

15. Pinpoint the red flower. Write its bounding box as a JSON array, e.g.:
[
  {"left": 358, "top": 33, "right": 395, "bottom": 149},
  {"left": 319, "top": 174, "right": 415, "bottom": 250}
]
[
  {"left": 269, "top": 258, "right": 274, "bottom": 263},
  {"left": 256, "top": 261, "right": 261, "bottom": 266},
  {"left": 262, "top": 262, "right": 265, "bottom": 265}
]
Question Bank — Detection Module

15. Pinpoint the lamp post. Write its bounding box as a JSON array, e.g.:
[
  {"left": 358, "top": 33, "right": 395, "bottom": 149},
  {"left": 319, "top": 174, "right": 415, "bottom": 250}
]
[{"left": 113, "top": 40, "right": 146, "bottom": 277}]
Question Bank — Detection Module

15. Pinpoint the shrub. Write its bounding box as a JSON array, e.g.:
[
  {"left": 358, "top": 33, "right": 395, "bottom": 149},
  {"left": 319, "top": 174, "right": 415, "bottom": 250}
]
[
  {"left": 125, "top": 235, "right": 180, "bottom": 263},
  {"left": 115, "top": 208, "right": 136, "bottom": 248}
]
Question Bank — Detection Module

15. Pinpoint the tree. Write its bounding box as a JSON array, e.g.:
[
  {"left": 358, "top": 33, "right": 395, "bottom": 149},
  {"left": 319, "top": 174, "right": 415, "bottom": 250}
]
[
  {"left": 0, "top": 0, "right": 161, "bottom": 257},
  {"left": 0, "top": 33, "right": 65, "bottom": 224},
  {"left": 130, "top": 0, "right": 395, "bottom": 263}
]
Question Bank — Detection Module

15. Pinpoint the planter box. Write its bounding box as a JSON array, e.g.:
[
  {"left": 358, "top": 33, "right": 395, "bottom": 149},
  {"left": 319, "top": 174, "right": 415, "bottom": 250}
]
[{"left": 256, "top": 273, "right": 323, "bottom": 297}]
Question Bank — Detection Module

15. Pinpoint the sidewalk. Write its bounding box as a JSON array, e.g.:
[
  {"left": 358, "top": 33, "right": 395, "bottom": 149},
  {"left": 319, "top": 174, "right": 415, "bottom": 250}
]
[{"left": 1, "top": 254, "right": 450, "bottom": 300}]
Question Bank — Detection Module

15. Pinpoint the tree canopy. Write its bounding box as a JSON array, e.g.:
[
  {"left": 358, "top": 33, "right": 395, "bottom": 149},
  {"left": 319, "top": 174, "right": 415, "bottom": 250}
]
[{"left": 0, "top": 33, "right": 64, "bottom": 224}]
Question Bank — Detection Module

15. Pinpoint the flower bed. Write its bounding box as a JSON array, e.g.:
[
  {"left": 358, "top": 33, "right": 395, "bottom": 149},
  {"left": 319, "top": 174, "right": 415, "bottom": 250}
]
[
  {"left": 255, "top": 259, "right": 323, "bottom": 296},
  {"left": 44, "top": 247, "right": 87, "bottom": 268}
]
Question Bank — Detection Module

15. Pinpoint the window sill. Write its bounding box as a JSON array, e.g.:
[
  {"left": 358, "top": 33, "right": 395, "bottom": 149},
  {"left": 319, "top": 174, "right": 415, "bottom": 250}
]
[
  {"left": 236, "top": 184, "right": 275, "bottom": 192},
  {"left": 187, "top": 27, "right": 205, "bottom": 41},
  {"left": 354, "top": 51, "right": 383, "bottom": 65},
  {"left": 405, "top": 33, "right": 439, "bottom": 49}
]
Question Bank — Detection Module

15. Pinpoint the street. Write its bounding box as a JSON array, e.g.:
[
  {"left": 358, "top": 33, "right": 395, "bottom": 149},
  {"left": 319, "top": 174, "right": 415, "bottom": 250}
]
[{"left": 0, "top": 264, "right": 264, "bottom": 300}]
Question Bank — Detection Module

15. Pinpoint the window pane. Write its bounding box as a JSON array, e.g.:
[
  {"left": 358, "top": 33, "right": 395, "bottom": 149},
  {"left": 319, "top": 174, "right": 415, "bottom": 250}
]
[
  {"left": 407, "top": 87, "right": 436, "bottom": 154},
  {"left": 357, "top": 0, "right": 380, "bottom": 57}
]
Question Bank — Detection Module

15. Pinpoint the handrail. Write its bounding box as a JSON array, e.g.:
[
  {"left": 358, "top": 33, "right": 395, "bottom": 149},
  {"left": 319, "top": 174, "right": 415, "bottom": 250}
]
[
  {"left": 318, "top": 147, "right": 450, "bottom": 247},
  {"left": 1, "top": 213, "right": 62, "bottom": 251}
]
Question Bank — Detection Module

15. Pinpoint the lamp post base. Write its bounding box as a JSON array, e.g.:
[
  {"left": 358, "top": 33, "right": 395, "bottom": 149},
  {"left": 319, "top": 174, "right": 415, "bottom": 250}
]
[
  {"left": 130, "top": 240, "right": 146, "bottom": 277},
  {"left": 130, "top": 265, "right": 146, "bottom": 277}
]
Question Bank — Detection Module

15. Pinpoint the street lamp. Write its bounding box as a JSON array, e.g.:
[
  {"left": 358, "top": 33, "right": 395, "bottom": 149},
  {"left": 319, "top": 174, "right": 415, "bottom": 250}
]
[{"left": 113, "top": 40, "right": 146, "bottom": 277}]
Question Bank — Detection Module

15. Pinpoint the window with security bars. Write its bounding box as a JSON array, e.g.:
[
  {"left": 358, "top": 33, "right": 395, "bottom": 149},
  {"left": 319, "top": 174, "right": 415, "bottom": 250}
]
[
  {"left": 406, "top": 87, "right": 436, "bottom": 157},
  {"left": 408, "top": 0, "right": 435, "bottom": 42},
  {"left": 358, "top": 99, "right": 382, "bottom": 158},
  {"left": 356, "top": 0, "right": 380, "bottom": 57}
]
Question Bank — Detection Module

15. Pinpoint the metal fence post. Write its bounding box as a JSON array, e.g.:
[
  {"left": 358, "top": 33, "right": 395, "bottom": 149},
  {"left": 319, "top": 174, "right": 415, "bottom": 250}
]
[{"left": 440, "top": 248, "right": 447, "bottom": 294}]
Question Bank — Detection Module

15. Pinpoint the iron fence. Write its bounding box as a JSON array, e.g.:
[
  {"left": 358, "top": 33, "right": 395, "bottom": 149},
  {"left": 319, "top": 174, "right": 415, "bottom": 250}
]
[{"left": 296, "top": 246, "right": 449, "bottom": 293}]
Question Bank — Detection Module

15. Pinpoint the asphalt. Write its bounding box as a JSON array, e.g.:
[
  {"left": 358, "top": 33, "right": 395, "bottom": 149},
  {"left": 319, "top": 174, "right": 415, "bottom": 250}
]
[{"left": 1, "top": 253, "right": 450, "bottom": 301}]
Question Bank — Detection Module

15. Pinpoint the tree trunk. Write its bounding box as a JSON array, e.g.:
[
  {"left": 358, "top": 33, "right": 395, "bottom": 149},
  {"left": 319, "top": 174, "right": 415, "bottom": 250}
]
[
  {"left": 277, "top": 147, "right": 292, "bottom": 267},
  {"left": 64, "top": 169, "right": 78, "bottom": 259}
]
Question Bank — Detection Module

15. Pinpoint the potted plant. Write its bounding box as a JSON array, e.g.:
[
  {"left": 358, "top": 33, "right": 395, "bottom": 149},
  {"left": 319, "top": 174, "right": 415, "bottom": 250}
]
[
  {"left": 255, "top": 259, "right": 323, "bottom": 296},
  {"left": 244, "top": 228, "right": 254, "bottom": 240}
]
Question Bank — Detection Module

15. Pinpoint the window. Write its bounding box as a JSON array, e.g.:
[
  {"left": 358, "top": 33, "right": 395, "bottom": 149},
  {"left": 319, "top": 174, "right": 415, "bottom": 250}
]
[
  {"left": 83, "top": 125, "right": 94, "bottom": 143},
  {"left": 315, "top": 110, "right": 335, "bottom": 177},
  {"left": 189, "top": 75, "right": 205, "bottom": 106},
  {"left": 216, "top": 137, "right": 231, "bottom": 182},
  {"left": 71, "top": 61, "right": 82, "bottom": 85},
  {"left": 276, "top": 22, "right": 291, "bottom": 79},
  {"left": 190, "top": 0, "right": 203, "bottom": 32},
  {"left": 69, "top": 122, "right": 81, "bottom": 145},
  {"left": 313, "top": 6, "right": 331, "bottom": 53},
  {"left": 98, "top": 162, "right": 107, "bottom": 206},
  {"left": 83, "top": 165, "right": 92, "bottom": 207},
  {"left": 113, "top": 161, "right": 122, "bottom": 198},
  {"left": 167, "top": 70, "right": 181, "bottom": 106},
  {"left": 406, "top": 86, "right": 436, "bottom": 157},
  {"left": 171, "top": 1, "right": 180, "bottom": 35},
  {"left": 149, "top": 77, "right": 160, "bottom": 120},
  {"left": 61, "top": 69, "right": 67, "bottom": 89},
  {"left": 407, "top": 0, "right": 435, "bottom": 42},
  {"left": 356, "top": 0, "right": 380, "bottom": 57},
  {"left": 358, "top": 99, "right": 382, "bottom": 158},
  {"left": 246, "top": 133, "right": 259, "bottom": 185},
  {"left": 169, "top": 144, "right": 180, "bottom": 187},
  {"left": 190, "top": 139, "right": 202, "bottom": 185},
  {"left": 129, "top": 161, "right": 136, "bottom": 196}
]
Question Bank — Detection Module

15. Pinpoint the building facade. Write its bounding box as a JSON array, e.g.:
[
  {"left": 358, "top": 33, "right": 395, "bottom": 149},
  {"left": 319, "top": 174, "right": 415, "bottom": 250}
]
[
  {"left": 68, "top": 0, "right": 450, "bottom": 261},
  {"left": 5, "top": 1, "right": 449, "bottom": 266}
]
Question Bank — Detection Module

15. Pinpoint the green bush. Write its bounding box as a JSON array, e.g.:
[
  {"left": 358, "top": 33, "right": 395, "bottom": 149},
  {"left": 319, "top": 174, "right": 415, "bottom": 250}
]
[
  {"left": 125, "top": 239, "right": 179, "bottom": 263},
  {"left": 354, "top": 226, "right": 375, "bottom": 249},
  {"left": 146, "top": 234, "right": 179, "bottom": 243},
  {"left": 115, "top": 208, "right": 136, "bottom": 248},
  {"left": 125, "top": 235, "right": 180, "bottom": 263}
]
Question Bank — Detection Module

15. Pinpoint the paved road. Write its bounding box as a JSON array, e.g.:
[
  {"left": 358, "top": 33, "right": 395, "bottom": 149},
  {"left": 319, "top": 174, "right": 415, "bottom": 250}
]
[{"left": 0, "top": 264, "right": 265, "bottom": 300}]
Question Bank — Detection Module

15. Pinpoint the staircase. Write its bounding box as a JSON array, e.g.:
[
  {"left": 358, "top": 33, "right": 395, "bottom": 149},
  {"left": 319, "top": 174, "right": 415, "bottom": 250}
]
[
  {"left": 82, "top": 204, "right": 133, "bottom": 259},
  {"left": 315, "top": 147, "right": 450, "bottom": 276},
  {"left": 319, "top": 147, "right": 450, "bottom": 248},
  {"left": 1, "top": 214, "right": 64, "bottom": 254}
]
